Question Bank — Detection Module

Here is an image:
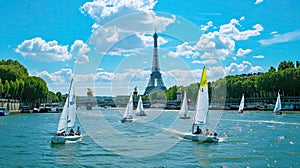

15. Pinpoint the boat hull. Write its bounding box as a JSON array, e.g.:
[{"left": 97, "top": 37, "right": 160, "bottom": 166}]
[
  {"left": 183, "top": 133, "right": 219, "bottom": 143},
  {"left": 180, "top": 116, "right": 191, "bottom": 119},
  {"left": 51, "top": 135, "right": 82, "bottom": 144},
  {"left": 136, "top": 112, "right": 147, "bottom": 116},
  {"left": 121, "top": 119, "right": 133, "bottom": 123}
]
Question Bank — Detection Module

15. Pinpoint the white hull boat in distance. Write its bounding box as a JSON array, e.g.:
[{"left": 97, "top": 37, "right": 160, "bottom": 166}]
[
  {"left": 136, "top": 95, "right": 146, "bottom": 116},
  {"left": 273, "top": 91, "right": 282, "bottom": 115},
  {"left": 121, "top": 117, "right": 133, "bottom": 123},
  {"left": 51, "top": 135, "right": 82, "bottom": 144},
  {"left": 180, "top": 91, "right": 191, "bottom": 119},
  {"left": 121, "top": 93, "right": 134, "bottom": 123},
  {"left": 180, "top": 115, "right": 191, "bottom": 119},
  {"left": 183, "top": 133, "right": 219, "bottom": 143},
  {"left": 238, "top": 94, "right": 245, "bottom": 113},
  {"left": 183, "top": 67, "right": 220, "bottom": 143},
  {"left": 51, "top": 78, "right": 82, "bottom": 144}
]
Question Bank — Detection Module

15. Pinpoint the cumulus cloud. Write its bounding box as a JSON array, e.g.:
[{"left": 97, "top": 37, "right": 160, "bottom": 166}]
[
  {"left": 167, "top": 42, "right": 199, "bottom": 58},
  {"left": 271, "top": 31, "right": 278, "bottom": 36},
  {"left": 71, "top": 40, "right": 90, "bottom": 64},
  {"left": 240, "top": 16, "right": 245, "bottom": 21},
  {"left": 80, "top": 0, "right": 157, "bottom": 22},
  {"left": 253, "top": 55, "right": 264, "bottom": 59},
  {"left": 136, "top": 33, "right": 168, "bottom": 47},
  {"left": 194, "top": 19, "right": 263, "bottom": 61},
  {"left": 35, "top": 68, "right": 73, "bottom": 83},
  {"left": 200, "top": 21, "right": 213, "bottom": 31},
  {"left": 15, "top": 37, "right": 71, "bottom": 62},
  {"left": 225, "top": 61, "right": 263, "bottom": 75},
  {"left": 255, "top": 0, "right": 263, "bottom": 4},
  {"left": 259, "top": 30, "right": 300, "bottom": 45},
  {"left": 236, "top": 48, "right": 252, "bottom": 56}
]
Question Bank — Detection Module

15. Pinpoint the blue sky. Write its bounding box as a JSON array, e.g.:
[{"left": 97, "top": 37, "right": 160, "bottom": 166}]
[{"left": 1, "top": 0, "right": 299, "bottom": 96}]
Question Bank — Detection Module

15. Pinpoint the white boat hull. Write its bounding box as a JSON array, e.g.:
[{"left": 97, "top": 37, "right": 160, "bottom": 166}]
[
  {"left": 121, "top": 118, "right": 133, "bottom": 123},
  {"left": 180, "top": 115, "right": 191, "bottom": 119},
  {"left": 136, "top": 112, "right": 147, "bottom": 116},
  {"left": 51, "top": 135, "right": 82, "bottom": 144},
  {"left": 183, "top": 133, "right": 219, "bottom": 143}
]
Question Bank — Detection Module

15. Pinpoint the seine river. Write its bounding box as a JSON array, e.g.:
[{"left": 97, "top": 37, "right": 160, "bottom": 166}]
[{"left": 0, "top": 109, "right": 299, "bottom": 167}]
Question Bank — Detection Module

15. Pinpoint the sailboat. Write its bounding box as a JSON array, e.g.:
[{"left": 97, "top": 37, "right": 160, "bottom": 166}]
[
  {"left": 238, "top": 94, "right": 245, "bottom": 113},
  {"left": 180, "top": 91, "right": 191, "bottom": 119},
  {"left": 273, "top": 91, "right": 282, "bottom": 115},
  {"left": 183, "top": 67, "right": 219, "bottom": 142},
  {"left": 51, "top": 79, "right": 82, "bottom": 144},
  {"left": 121, "top": 94, "right": 134, "bottom": 122},
  {"left": 136, "top": 95, "right": 146, "bottom": 116}
]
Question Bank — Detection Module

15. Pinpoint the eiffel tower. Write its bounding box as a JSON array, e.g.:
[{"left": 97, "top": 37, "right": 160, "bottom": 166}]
[{"left": 144, "top": 31, "right": 167, "bottom": 95}]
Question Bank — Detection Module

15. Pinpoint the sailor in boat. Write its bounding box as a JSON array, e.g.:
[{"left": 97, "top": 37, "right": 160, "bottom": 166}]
[
  {"left": 55, "top": 131, "right": 66, "bottom": 136},
  {"left": 75, "top": 126, "right": 81, "bottom": 135},
  {"left": 69, "top": 128, "right": 75, "bottom": 136},
  {"left": 205, "top": 129, "right": 210, "bottom": 135},
  {"left": 193, "top": 126, "right": 202, "bottom": 134}
]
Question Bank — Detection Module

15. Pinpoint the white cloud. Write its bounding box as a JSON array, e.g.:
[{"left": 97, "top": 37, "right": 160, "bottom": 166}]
[
  {"left": 35, "top": 68, "right": 73, "bottom": 83},
  {"left": 89, "top": 12, "right": 176, "bottom": 55},
  {"left": 271, "top": 31, "right": 278, "bottom": 36},
  {"left": 259, "top": 30, "right": 300, "bottom": 45},
  {"left": 200, "top": 21, "right": 213, "bottom": 31},
  {"left": 80, "top": 0, "right": 157, "bottom": 22},
  {"left": 136, "top": 33, "right": 168, "bottom": 47},
  {"left": 15, "top": 37, "right": 71, "bottom": 62},
  {"left": 192, "top": 60, "right": 203, "bottom": 64},
  {"left": 194, "top": 19, "right": 263, "bottom": 61},
  {"left": 253, "top": 55, "right": 264, "bottom": 59},
  {"left": 240, "top": 16, "right": 245, "bottom": 21},
  {"left": 255, "top": 0, "right": 263, "bottom": 4},
  {"left": 236, "top": 48, "right": 252, "bottom": 56},
  {"left": 71, "top": 40, "right": 90, "bottom": 64},
  {"left": 167, "top": 42, "right": 199, "bottom": 58},
  {"left": 225, "top": 61, "right": 263, "bottom": 75}
]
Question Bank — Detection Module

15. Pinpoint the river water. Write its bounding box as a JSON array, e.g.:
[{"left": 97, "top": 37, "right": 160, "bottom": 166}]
[{"left": 0, "top": 109, "right": 299, "bottom": 167}]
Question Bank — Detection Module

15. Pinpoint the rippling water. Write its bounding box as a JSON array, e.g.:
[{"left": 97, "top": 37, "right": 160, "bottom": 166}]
[{"left": 0, "top": 110, "right": 299, "bottom": 167}]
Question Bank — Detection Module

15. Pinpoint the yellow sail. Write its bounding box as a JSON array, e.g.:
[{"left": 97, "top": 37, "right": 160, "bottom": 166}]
[{"left": 199, "top": 66, "right": 208, "bottom": 88}]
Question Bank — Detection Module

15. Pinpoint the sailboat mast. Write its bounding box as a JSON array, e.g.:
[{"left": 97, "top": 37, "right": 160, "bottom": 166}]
[{"left": 67, "top": 78, "right": 73, "bottom": 108}]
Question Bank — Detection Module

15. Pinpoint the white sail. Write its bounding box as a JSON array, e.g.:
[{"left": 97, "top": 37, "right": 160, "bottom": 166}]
[
  {"left": 124, "top": 94, "right": 133, "bottom": 118},
  {"left": 238, "top": 94, "right": 245, "bottom": 113},
  {"left": 180, "top": 91, "right": 188, "bottom": 117},
  {"left": 193, "top": 67, "right": 209, "bottom": 125},
  {"left": 67, "top": 81, "right": 76, "bottom": 128},
  {"left": 136, "top": 96, "right": 144, "bottom": 113},
  {"left": 273, "top": 92, "right": 281, "bottom": 113},
  {"left": 57, "top": 79, "right": 76, "bottom": 133}
]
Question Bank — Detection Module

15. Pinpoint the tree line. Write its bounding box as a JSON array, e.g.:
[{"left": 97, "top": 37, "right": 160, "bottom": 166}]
[
  {"left": 0, "top": 59, "right": 65, "bottom": 107},
  {"left": 165, "top": 61, "right": 300, "bottom": 104}
]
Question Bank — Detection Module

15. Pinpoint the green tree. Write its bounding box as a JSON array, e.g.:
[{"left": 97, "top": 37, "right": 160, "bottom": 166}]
[
  {"left": 0, "top": 79, "right": 3, "bottom": 96},
  {"left": 268, "top": 66, "right": 276, "bottom": 72},
  {"left": 165, "top": 85, "right": 180, "bottom": 100},
  {"left": 278, "top": 61, "right": 295, "bottom": 71},
  {"left": 21, "top": 76, "right": 48, "bottom": 105},
  {"left": 3, "top": 80, "right": 10, "bottom": 98}
]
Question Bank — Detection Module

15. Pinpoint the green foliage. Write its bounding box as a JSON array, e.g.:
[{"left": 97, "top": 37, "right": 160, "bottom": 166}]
[
  {"left": 213, "top": 64, "right": 300, "bottom": 99},
  {"left": 268, "top": 66, "right": 276, "bottom": 72},
  {"left": 21, "top": 76, "right": 49, "bottom": 104},
  {"left": 278, "top": 61, "right": 295, "bottom": 71},
  {"left": 0, "top": 59, "right": 64, "bottom": 106},
  {"left": 165, "top": 85, "right": 180, "bottom": 100},
  {"left": 0, "top": 59, "right": 29, "bottom": 82}
]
